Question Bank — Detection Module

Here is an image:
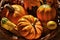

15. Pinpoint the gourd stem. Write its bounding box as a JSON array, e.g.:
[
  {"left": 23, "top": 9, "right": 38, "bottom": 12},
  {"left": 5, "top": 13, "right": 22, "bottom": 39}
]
[
  {"left": 5, "top": 4, "right": 15, "bottom": 13},
  {"left": 40, "top": 0, "right": 46, "bottom": 5},
  {"left": 32, "top": 19, "right": 37, "bottom": 31},
  {"left": 43, "top": 0, "right": 46, "bottom": 4},
  {"left": 32, "top": 21, "right": 36, "bottom": 28}
]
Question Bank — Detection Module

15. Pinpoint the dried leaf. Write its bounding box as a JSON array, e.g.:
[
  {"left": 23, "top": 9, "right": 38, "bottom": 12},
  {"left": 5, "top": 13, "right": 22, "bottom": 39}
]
[{"left": 23, "top": 0, "right": 41, "bottom": 9}]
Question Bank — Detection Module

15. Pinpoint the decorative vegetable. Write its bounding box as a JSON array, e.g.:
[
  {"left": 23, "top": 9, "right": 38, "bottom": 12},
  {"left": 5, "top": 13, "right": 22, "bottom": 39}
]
[
  {"left": 37, "top": 4, "right": 56, "bottom": 26},
  {"left": 1, "top": 17, "right": 17, "bottom": 31},
  {"left": 17, "top": 15, "right": 43, "bottom": 39},
  {"left": 1, "top": 17, "right": 20, "bottom": 36},
  {"left": 2, "top": 4, "right": 27, "bottom": 24},
  {"left": 47, "top": 21, "right": 57, "bottom": 30}
]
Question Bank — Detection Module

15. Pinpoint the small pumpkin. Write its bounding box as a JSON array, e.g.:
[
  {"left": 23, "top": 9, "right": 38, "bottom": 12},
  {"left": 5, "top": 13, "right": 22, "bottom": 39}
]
[
  {"left": 3, "top": 4, "right": 27, "bottom": 24},
  {"left": 47, "top": 21, "right": 57, "bottom": 30},
  {"left": 17, "top": 15, "right": 43, "bottom": 39},
  {"left": 37, "top": 4, "right": 56, "bottom": 26}
]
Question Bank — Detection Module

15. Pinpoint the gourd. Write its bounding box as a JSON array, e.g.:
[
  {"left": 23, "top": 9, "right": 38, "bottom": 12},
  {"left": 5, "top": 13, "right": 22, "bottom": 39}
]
[
  {"left": 1, "top": 17, "right": 19, "bottom": 36},
  {"left": 17, "top": 15, "right": 43, "bottom": 39},
  {"left": 2, "top": 4, "right": 27, "bottom": 24},
  {"left": 1, "top": 17, "right": 16, "bottom": 31},
  {"left": 47, "top": 21, "right": 57, "bottom": 30},
  {"left": 37, "top": 4, "right": 56, "bottom": 26}
]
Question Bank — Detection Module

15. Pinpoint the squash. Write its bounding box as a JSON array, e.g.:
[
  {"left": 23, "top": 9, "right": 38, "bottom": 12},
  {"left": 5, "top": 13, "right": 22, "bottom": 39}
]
[
  {"left": 1, "top": 17, "right": 20, "bottom": 36},
  {"left": 37, "top": 4, "right": 56, "bottom": 26},
  {"left": 17, "top": 15, "right": 43, "bottom": 39},
  {"left": 47, "top": 21, "right": 57, "bottom": 30},
  {"left": 2, "top": 4, "right": 27, "bottom": 25},
  {"left": 1, "top": 17, "right": 16, "bottom": 31}
]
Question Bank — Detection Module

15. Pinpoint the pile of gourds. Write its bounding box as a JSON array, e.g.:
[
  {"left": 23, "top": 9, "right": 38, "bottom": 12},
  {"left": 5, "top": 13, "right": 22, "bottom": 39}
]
[{"left": 0, "top": 0, "right": 58, "bottom": 40}]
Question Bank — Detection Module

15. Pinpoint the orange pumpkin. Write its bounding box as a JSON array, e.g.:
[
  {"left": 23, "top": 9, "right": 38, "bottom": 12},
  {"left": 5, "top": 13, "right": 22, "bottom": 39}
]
[
  {"left": 37, "top": 4, "right": 56, "bottom": 26},
  {"left": 17, "top": 15, "right": 43, "bottom": 39},
  {"left": 3, "top": 5, "right": 27, "bottom": 24}
]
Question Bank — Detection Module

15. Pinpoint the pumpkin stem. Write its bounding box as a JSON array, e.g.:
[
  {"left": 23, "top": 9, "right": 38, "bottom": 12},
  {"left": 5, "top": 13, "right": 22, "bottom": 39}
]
[
  {"left": 32, "top": 18, "right": 37, "bottom": 31},
  {"left": 40, "top": 0, "right": 46, "bottom": 5},
  {"left": 4, "top": 4, "right": 15, "bottom": 13},
  {"left": 43, "top": 0, "right": 46, "bottom": 4}
]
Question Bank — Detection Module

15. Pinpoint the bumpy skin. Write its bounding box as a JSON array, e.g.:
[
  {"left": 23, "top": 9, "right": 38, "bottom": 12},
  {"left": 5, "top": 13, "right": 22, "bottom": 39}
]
[
  {"left": 5, "top": 5, "right": 27, "bottom": 25},
  {"left": 17, "top": 15, "right": 43, "bottom": 39}
]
